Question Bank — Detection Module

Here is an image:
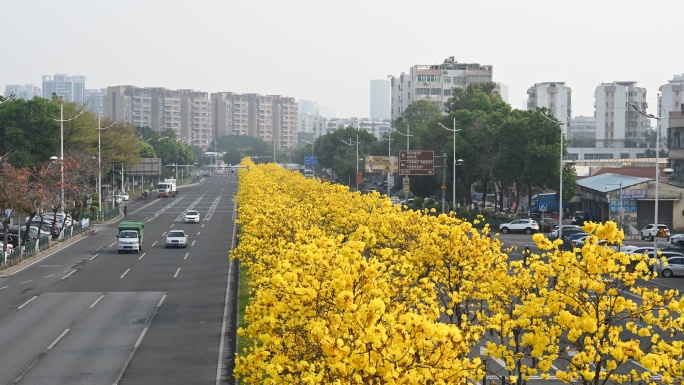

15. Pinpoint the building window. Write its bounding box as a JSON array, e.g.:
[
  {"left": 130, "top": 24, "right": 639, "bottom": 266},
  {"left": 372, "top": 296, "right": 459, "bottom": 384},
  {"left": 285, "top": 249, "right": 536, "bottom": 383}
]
[{"left": 416, "top": 75, "right": 442, "bottom": 83}]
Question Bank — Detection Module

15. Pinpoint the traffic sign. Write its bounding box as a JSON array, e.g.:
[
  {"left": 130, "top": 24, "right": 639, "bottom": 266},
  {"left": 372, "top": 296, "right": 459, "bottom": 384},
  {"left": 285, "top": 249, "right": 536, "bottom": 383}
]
[
  {"left": 656, "top": 227, "right": 668, "bottom": 239},
  {"left": 304, "top": 156, "right": 318, "bottom": 166},
  {"left": 365, "top": 156, "right": 398, "bottom": 173},
  {"left": 387, "top": 173, "right": 394, "bottom": 188},
  {"left": 355, "top": 172, "right": 363, "bottom": 185},
  {"left": 402, "top": 177, "right": 410, "bottom": 193},
  {"left": 398, "top": 150, "right": 434, "bottom": 175},
  {"left": 539, "top": 203, "right": 547, "bottom": 213}
]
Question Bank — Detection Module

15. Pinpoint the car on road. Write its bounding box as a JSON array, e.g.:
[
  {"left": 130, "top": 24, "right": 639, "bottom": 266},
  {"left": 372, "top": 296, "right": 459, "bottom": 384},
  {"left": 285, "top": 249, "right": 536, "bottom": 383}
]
[
  {"left": 640, "top": 224, "right": 670, "bottom": 241},
  {"left": 119, "top": 192, "right": 130, "bottom": 201},
  {"left": 165, "top": 230, "right": 188, "bottom": 248},
  {"left": 499, "top": 219, "right": 539, "bottom": 234},
  {"left": 671, "top": 233, "right": 684, "bottom": 247},
  {"left": 653, "top": 255, "right": 684, "bottom": 278},
  {"left": 548, "top": 225, "right": 584, "bottom": 240},
  {"left": 184, "top": 210, "right": 200, "bottom": 223}
]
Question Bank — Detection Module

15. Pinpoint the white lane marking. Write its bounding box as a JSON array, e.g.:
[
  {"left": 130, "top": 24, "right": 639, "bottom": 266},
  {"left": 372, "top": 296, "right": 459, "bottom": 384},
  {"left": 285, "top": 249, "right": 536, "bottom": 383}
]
[
  {"left": 0, "top": 286, "right": 8, "bottom": 290},
  {"left": 152, "top": 241, "right": 158, "bottom": 247},
  {"left": 18, "top": 295, "right": 38, "bottom": 309},
  {"left": 170, "top": 224, "right": 175, "bottom": 228},
  {"left": 20, "top": 280, "right": 33, "bottom": 284},
  {"left": 173, "top": 268, "right": 181, "bottom": 278},
  {"left": 191, "top": 240, "right": 196, "bottom": 246},
  {"left": 197, "top": 231, "right": 201, "bottom": 236},
  {"left": 135, "top": 326, "right": 149, "bottom": 348},
  {"left": 90, "top": 253, "right": 99, "bottom": 261},
  {"left": 43, "top": 275, "right": 55, "bottom": 278},
  {"left": 120, "top": 268, "right": 131, "bottom": 279},
  {"left": 138, "top": 252, "right": 146, "bottom": 260},
  {"left": 62, "top": 270, "right": 76, "bottom": 280},
  {"left": 217, "top": 206, "right": 238, "bottom": 384},
  {"left": 90, "top": 294, "right": 105, "bottom": 308},
  {"left": 157, "top": 294, "right": 167, "bottom": 308},
  {"left": 201, "top": 223, "right": 205, "bottom": 228},
  {"left": 108, "top": 241, "right": 117, "bottom": 247},
  {"left": 47, "top": 329, "right": 70, "bottom": 350},
  {"left": 184, "top": 252, "right": 189, "bottom": 260}
]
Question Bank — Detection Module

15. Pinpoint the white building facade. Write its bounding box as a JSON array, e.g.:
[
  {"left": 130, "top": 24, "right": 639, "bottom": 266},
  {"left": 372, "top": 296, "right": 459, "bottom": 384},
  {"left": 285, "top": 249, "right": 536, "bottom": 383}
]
[
  {"left": 389, "top": 56, "right": 503, "bottom": 122},
  {"left": 4, "top": 84, "right": 41, "bottom": 100},
  {"left": 594, "top": 81, "right": 648, "bottom": 148},
  {"left": 42, "top": 74, "right": 86, "bottom": 103},
  {"left": 526, "top": 82, "right": 572, "bottom": 134},
  {"left": 659, "top": 74, "right": 684, "bottom": 138},
  {"left": 370, "top": 80, "right": 391, "bottom": 121}
]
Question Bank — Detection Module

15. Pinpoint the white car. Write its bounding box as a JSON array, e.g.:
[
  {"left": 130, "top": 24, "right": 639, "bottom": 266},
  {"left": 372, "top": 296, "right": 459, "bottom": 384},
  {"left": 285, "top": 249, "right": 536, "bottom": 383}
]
[
  {"left": 184, "top": 210, "right": 200, "bottom": 223},
  {"left": 671, "top": 234, "right": 684, "bottom": 247},
  {"left": 640, "top": 224, "right": 670, "bottom": 241},
  {"left": 119, "top": 192, "right": 130, "bottom": 201},
  {"left": 499, "top": 219, "right": 539, "bottom": 234},
  {"left": 165, "top": 230, "right": 188, "bottom": 248}
]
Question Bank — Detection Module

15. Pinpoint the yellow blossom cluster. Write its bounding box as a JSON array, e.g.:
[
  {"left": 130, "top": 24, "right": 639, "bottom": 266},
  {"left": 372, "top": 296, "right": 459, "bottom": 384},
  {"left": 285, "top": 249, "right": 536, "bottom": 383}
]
[{"left": 231, "top": 160, "right": 684, "bottom": 385}]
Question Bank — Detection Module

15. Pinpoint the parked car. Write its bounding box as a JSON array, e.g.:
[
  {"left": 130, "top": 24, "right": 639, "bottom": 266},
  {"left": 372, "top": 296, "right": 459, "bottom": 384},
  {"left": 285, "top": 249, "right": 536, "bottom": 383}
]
[
  {"left": 165, "top": 230, "right": 188, "bottom": 248},
  {"left": 184, "top": 210, "right": 200, "bottom": 223},
  {"left": 119, "top": 192, "right": 130, "bottom": 201},
  {"left": 640, "top": 224, "right": 670, "bottom": 241},
  {"left": 499, "top": 219, "right": 539, "bottom": 234},
  {"left": 42, "top": 213, "right": 72, "bottom": 227},
  {"left": 9, "top": 225, "right": 40, "bottom": 241},
  {"left": 549, "top": 226, "right": 585, "bottom": 241},
  {"left": 29, "top": 220, "right": 58, "bottom": 236},
  {"left": 0, "top": 233, "right": 19, "bottom": 248},
  {"left": 570, "top": 233, "right": 591, "bottom": 247}
]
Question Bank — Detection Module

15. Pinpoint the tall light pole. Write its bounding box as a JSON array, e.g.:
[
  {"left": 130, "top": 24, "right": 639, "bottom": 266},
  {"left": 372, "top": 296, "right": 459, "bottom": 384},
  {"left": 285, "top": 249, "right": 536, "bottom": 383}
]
[
  {"left": 342, "top": 134, "right": 361, "bottom": 191},
  {"left": 303, "top": 140, "right": 315, "bottom": 175},
  {"left": 631, "top": 98, "right": 674, "bottom": 272},
  {"left": 97, "top": 117, "right": 116, "bottom": 219},
  {"left": 540, "top": 109, "right": 565, "bottom": 239},
  {"left": 439, "top": 118, "right": 462, "bottom": 210},
  {"left": 393, "top": 123, "right": 412, "bottom": 151},
  {"left": 54, "top": 104, "right": 85, "bottom": 211}
]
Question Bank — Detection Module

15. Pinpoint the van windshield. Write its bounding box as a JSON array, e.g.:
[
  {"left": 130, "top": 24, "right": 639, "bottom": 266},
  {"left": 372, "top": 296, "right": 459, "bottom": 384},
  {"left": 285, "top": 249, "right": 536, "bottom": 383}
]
[{"left": 120, "top": 231, "right": 138, "bottom": 238}]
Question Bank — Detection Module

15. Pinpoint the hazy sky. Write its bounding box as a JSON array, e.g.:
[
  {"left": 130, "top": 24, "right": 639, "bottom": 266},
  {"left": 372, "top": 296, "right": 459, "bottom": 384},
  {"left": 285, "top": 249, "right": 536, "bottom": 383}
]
[{"left": 2, "top": 0, "right": 682, "bottom": 118}]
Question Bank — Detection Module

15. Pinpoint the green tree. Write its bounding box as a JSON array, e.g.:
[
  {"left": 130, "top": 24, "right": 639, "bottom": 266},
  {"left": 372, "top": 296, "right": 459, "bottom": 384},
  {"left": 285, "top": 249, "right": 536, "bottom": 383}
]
[
  {"left": 0, "top": 98, "right": 60, "bottom": 167},
  {"left": 315, "top": 127, "right": 376, "bottom": 186},
  {"left": 392, "top": 100, "right": 442, "bottom": 153}
]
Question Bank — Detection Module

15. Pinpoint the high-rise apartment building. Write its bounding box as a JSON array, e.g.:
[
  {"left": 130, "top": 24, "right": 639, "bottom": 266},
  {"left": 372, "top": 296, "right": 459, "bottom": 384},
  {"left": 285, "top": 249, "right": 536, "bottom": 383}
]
[
  {"left": 389, "top": 56, "right": 502, "bottom": 122},
  {"left": 150, "top": 88, "right": 181, "bottom": 136},
  {"left": 211, "top": 92, "right": 250, "bottom": 139},
  {"left": 42, "top": 74, "right": 86, "bottom": 103},
  {"left": 370, "top": 80, "right": 391, "bottom": 121},
  {"left": 105, "top": 86, "right": 153, "bottom": 128},
  {"left": 526, "top": 82, "right": 572, "bottom": 134},
  {"left": 86, "top": 88, "right": 107, "bottom": 117},
  {"left": 211, "top": 92, "right": 298, "bottom": 149},
  {"left": 180, "top": 90, "right": 212, "bottom": 148},
  {"left": 4, "top": 84, "right": 41, "bottom": 100},
  {"left": 594, "top": 81, "right": 648, "bottom": 148},
  {"left": 659, "top": 74, "right": 684, "bottom": 137}
]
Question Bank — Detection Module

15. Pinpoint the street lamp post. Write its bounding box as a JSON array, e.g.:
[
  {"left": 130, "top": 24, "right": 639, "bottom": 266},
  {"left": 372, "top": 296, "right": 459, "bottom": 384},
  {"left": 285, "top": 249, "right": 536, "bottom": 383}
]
[
  {"left": 540, "top": 110, "right": 566, "bottom": 239},
  {"left": 342, "top": 134, "right": 361, "bottom": 191},
  {"left": 438, "top": 118, "right": 462, "bottom": 210},
  {"left": 54, "top": 104, "right": 85, "bottom": 211},
  {"left": 303, "top": 140, "right": 315, "bottom": 175},
  {"left": 631, "top": 98, "right": 674, "bottom": 272},
  {"left": 97, "top": 117, "right": 116, "bottom": 220}
]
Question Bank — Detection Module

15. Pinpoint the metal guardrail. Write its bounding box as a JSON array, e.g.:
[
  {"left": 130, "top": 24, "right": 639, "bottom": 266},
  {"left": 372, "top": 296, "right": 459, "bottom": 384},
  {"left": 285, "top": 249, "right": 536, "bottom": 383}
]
[
  {"left": 24, "top": 239, "right": 38, "bottom": 257},
  {"left": 38, "top": 235, "right": 50, "bottom": 251}
]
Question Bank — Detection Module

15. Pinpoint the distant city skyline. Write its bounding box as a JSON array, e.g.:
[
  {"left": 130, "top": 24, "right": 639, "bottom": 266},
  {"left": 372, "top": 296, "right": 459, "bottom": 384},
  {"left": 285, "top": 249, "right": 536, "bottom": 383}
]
[{"left": 2, "top": 0, "right": 682, "bottom": 119}]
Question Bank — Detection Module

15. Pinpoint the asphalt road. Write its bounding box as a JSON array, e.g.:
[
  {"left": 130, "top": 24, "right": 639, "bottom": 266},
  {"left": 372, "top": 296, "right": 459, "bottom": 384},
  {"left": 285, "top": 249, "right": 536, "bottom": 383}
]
[{"left": 0, "top": 173, "right": 238, "bottom": 385}]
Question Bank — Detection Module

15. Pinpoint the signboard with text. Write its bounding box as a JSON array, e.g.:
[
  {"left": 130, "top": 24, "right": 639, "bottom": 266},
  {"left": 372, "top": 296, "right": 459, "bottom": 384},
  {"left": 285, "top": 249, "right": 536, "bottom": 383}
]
[
  {"left": 609, "top": 200, "right": 637, "bottom": 213},
  {"left": 365, "top": 156, "right": 398, "bottom": 173},
  {"left": 621, "top": 189, "right": 647, "bottom": 199},
  {"left": 398, "top": 150, "right": 434, "bottom": 175}
]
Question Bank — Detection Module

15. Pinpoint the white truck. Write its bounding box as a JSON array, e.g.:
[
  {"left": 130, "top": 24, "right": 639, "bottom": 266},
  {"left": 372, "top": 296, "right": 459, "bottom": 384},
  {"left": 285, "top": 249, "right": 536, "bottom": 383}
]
[{"left": 156, "top": 178, "right": 177, "bottom": 198}]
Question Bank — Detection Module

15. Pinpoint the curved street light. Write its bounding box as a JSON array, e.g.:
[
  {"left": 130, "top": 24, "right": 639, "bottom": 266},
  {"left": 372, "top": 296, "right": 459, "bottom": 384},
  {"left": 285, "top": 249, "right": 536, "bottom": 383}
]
[
  {"left": 438, "top": 119, "right": 462, "bottom": 209},
  {"left": 540, "top": 110, "right": 566, "bottom": 239},
  {"left": 97, "top": 117, "right": 117, "bottom": 218},
  {"left": 54, "top": 104, "right": 86, "bottom": 210}
]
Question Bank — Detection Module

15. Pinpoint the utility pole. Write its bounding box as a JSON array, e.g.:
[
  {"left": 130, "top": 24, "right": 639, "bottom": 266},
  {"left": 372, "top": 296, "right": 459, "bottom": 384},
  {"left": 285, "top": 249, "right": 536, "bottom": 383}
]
[{"left": 441, "top": 153, "right": 447, "bottom": 213}]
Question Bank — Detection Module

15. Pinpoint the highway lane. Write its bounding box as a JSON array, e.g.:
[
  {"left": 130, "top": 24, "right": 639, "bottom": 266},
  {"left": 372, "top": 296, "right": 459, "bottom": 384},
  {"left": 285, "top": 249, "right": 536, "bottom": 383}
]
[{"left": 0, "top": 174, "right": 238, "bottom": 385}]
